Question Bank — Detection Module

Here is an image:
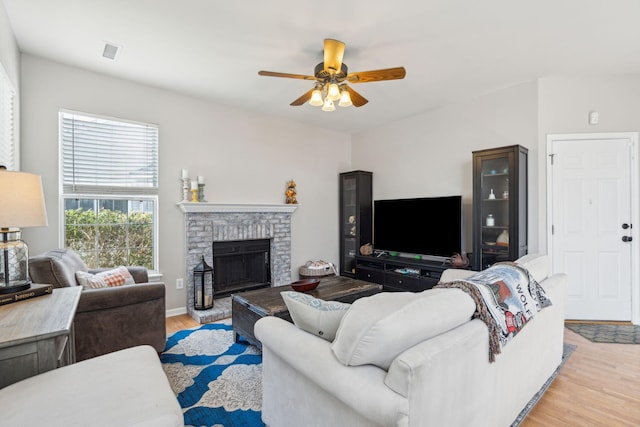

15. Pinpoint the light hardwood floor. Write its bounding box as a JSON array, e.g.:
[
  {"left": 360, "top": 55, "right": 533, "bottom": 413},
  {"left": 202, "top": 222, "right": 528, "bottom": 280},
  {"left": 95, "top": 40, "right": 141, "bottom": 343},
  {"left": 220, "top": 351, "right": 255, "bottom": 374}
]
[{"left": 166, "top": 315, "right": 640, "bottom": 425}]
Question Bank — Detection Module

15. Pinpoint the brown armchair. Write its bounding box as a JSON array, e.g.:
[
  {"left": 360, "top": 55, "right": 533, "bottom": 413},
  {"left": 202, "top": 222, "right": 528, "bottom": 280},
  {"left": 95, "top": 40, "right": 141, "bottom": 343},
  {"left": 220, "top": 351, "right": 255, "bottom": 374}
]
[{"left": 28, "top": 249, "right": 166, "bottom": 361}]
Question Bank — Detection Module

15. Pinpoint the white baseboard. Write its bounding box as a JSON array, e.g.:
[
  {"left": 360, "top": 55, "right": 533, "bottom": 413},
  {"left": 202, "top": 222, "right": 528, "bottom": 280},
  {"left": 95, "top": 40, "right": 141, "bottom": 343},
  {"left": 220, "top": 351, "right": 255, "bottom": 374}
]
[{"left": 166, "top": 306, "right": 187, "bottom": 318}]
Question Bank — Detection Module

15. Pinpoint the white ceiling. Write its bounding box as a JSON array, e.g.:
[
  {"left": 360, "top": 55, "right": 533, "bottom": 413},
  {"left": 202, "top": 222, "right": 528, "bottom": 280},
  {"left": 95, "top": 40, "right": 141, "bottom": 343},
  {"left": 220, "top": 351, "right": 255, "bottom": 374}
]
[{"left": 4, "top": 0, "right": 640, "bottom": 134}]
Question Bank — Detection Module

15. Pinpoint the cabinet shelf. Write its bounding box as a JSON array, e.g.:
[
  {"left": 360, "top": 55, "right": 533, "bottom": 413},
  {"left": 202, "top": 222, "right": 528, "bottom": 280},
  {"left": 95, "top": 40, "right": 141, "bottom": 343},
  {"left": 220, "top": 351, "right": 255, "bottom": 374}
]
[
  {"left": 473, "top": 145, "right": 528, "bottom": 270},
  {"left": 339, "top": 171, "right": 372, "bottom": 278}
]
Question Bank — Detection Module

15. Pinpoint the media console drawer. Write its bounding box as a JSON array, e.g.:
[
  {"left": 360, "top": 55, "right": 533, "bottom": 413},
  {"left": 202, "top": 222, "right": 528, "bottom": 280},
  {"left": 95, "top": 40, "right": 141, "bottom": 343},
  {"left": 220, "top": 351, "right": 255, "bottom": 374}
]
[
  {"left": 354, "top": 255, "right": 451, "bottom": 292},
  {"left": 385, "top": 273, "right": 421, "bottom": 292},
  {"left": 356, "top": 266, "right": 385, "bottom": 285}
]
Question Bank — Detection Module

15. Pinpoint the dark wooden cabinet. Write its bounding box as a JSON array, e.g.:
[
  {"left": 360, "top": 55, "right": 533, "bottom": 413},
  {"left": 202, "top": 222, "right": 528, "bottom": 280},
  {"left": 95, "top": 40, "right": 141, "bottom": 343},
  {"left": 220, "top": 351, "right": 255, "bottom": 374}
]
[
  {"left": 339, "top": 171, "right": 372, "bottom": 277},
  {"left": 355, "top": 255, "right": 450, "bottom": 292},
  {"left": 472, "top": 145, "right": 528, "bottom": 270}
]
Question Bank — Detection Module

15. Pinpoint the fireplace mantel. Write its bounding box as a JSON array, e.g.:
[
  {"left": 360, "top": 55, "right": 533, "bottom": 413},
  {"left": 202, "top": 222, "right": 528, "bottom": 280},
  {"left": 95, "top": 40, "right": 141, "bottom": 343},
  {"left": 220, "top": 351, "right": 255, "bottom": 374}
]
[{"left": 177, "top": 201, "right": 298, "bottom": 214}]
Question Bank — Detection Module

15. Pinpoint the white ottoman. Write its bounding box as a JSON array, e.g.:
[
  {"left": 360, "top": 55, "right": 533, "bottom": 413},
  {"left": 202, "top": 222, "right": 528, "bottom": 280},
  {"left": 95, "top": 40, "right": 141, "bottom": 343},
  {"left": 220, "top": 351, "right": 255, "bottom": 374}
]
[{"left": 0, "top": 345, "right": 183, "bottom": 427}]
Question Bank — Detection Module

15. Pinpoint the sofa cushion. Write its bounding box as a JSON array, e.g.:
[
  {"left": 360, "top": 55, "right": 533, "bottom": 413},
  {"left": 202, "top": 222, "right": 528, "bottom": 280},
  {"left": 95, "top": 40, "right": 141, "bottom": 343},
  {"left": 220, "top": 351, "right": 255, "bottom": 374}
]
[
  {"left": 281, "top": 291, "right": 351, "bottom": 341},
  {"left": 331, "top": 288, "right": 476, "bottom": 370},
  {"left": 0, "top": 345, "right": 183, "bottom": 426},
  {"left": 76, "top": 266, "right": 135, "bottom": 289},
  {"left": 515, "top": 254, "right": 549, "bottom": 283}
]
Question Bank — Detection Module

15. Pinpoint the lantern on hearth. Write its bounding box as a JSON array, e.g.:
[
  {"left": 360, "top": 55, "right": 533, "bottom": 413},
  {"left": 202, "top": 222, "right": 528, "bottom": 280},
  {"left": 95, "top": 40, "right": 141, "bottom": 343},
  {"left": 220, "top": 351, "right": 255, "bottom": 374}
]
[{"left": 193, "top": 256, "right": 213, "bottom": 310}]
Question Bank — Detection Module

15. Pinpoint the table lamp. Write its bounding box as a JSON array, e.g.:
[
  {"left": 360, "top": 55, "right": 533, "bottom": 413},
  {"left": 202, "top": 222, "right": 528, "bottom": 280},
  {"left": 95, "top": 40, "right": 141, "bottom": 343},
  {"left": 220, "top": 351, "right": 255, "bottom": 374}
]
[{"left": 0, "top": 169, "right": 48, "bottom": 293}]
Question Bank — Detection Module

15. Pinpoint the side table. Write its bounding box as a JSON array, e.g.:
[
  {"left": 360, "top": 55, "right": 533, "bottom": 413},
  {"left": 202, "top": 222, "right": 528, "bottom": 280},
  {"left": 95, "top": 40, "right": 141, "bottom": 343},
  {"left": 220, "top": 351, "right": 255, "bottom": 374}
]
[{"left": 0, "top": 286, "right": 81, "bottom": 388}]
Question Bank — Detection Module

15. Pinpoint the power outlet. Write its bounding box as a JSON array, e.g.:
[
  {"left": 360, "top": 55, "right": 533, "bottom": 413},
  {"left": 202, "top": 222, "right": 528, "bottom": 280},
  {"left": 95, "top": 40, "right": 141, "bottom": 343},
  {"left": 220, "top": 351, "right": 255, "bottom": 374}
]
[{"left": 176, "top": 278, "right": 184, "bottom": 290}]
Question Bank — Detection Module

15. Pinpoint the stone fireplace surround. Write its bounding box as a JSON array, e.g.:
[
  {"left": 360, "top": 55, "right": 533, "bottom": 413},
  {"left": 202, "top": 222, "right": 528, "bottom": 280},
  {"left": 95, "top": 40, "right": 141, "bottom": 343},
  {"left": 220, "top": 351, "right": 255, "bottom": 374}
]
[{"left": 178, "top": 202, "right": 297, "bottom": 323}]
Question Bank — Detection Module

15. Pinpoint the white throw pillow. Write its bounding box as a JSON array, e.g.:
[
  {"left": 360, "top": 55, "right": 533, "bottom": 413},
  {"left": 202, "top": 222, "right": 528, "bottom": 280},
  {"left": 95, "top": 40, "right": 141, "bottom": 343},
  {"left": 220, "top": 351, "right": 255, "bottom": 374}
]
[
  {"left": 281, "top": 291, "right": 351, "bottom": 341},
  {"left": 76, "top": 266, "right": 135, "bottom": 290},
  {"left": 331, "top": 288, "right": 476, "bottom": 370}
]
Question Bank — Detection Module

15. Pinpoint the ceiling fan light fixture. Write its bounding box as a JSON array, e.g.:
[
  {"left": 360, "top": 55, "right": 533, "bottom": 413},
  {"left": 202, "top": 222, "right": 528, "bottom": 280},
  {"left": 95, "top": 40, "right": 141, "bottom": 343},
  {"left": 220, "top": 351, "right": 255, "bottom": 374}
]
[
  {"left": 321, "top": 97, "right": 335, "bottom": 112},
  {"left": 309, "top": 85, "right": 324, "bottom": 107},
  {"left": 258, "top": 39, "right": 404, "bottom": 111},
  {"left": 338, "top": 85, "right": 352, "bottom": 107},
  {"left": 327, "top": 82, "right": 341, "bottom": 101}
]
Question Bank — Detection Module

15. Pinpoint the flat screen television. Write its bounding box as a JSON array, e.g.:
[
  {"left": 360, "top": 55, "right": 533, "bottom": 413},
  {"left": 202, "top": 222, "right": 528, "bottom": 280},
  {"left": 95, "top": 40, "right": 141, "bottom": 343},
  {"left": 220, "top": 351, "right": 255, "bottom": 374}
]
[{"left": 374, "top": 195, "right": 462, "bottom": 259}]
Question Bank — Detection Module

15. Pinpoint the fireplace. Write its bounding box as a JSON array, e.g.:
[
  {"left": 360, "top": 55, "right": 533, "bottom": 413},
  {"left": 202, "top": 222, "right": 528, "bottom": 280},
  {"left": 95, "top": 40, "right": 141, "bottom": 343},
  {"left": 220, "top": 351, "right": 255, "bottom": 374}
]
[
  {"left": 178, "top": 202, "right": 297, "bottom": 323},
  {"left": 213, "top": 239, "right": 270, "bottom": 296}
]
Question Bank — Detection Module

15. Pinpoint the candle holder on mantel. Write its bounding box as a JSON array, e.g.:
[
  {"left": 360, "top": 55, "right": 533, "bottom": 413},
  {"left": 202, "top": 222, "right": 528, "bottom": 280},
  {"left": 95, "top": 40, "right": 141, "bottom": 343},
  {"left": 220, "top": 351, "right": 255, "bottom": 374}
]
[
  {"left": 190, "top": 181, "right": 199, "bottom": 202},
  {"left": 198, "top": 183, "right": 206, "bottom": 202},
  {"left": 180, "top": 177, "right": 191, "bottom": 202},
  {"left": 193, "top": 256, "right": 214, "bottom": 310}
]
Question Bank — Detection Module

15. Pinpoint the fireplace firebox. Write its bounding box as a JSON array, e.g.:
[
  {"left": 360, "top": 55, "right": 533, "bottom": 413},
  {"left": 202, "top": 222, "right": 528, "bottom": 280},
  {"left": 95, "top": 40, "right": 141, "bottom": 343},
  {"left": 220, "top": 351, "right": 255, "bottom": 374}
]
[{"left": 212, "top": 239, "right": 271, "bottom": 296}]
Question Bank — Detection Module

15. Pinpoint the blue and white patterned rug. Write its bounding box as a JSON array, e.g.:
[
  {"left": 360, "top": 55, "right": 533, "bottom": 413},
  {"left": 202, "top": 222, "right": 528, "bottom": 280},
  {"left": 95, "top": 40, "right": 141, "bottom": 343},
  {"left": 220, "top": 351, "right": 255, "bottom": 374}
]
[{"left": 160, "top": 320, "right": 264, "bottom": 427}]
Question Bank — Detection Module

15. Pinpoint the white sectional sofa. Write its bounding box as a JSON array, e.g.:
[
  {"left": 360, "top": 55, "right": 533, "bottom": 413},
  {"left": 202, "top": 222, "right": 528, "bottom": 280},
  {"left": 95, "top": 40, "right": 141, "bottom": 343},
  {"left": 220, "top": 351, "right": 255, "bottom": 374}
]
[
  {"left": 0, "top": 345, "right": 184, "bottom": 427},
  {"left": 255, "top": 254, "right": 567, "bottom": 427}
]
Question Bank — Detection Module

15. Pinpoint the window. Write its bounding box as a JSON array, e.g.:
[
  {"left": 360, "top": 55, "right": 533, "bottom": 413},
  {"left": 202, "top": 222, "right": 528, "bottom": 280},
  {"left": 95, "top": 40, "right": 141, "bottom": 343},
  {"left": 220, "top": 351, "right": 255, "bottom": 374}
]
[
  {"left": 0, "top": 63, "right": 16, "bottom": 170},
  {"left": 60, "top": 110, "right": 159, "bottom": 271}
]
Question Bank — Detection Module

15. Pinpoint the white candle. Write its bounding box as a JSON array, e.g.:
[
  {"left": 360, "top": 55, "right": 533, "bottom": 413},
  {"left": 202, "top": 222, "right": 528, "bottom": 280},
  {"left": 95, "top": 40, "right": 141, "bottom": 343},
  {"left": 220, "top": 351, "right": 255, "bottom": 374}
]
[
  {"left": 197, "top": 176, "right": 204, "bottom": 184},
  {"left": 191, "top": 181, "right": 198, "bottom": 190},
  {"left": 181, "top": 169, "right": 188, "bottom": 178}
]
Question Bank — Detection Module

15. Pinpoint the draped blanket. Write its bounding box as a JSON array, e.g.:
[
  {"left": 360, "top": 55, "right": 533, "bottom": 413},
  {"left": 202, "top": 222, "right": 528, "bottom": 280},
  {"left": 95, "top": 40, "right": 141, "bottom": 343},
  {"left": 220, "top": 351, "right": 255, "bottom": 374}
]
[{"left": 435, "top": 263, "right": 551, "bottom": 362}]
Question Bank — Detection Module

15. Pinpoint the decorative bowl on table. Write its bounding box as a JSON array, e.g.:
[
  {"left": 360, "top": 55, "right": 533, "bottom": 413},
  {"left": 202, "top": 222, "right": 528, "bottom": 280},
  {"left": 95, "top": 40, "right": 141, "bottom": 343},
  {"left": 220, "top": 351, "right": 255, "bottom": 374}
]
[{"left": 290, "top": 278, "right": 320, "bottom": 292}]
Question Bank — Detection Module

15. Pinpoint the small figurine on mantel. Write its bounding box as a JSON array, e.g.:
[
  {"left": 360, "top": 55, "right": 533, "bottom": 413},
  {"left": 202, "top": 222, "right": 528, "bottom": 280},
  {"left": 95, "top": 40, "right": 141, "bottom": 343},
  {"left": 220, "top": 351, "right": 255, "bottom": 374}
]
[{"left": 285, "top": 180, "right": 298, "bottom": 204}]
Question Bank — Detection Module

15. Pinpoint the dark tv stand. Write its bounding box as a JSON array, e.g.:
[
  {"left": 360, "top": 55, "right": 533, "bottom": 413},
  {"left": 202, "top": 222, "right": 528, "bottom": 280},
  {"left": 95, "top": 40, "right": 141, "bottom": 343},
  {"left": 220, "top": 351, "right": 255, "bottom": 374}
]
[{"left": 355, "top": 254, "right": 455, "bottom": 292}]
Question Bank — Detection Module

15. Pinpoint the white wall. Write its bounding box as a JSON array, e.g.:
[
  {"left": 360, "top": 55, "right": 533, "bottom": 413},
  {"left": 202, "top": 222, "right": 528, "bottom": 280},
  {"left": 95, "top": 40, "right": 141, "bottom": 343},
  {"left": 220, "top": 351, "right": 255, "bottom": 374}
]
[
  {"left": 19, "top": 54, "right": 351, "bottom": 313},
  {"left": 0, "top": 2, "right": 18, "bottom": 89},
  {"left": 351, "top": 81, "right": 539, "bottom": 255},
  {"left": 537, "top": 75, "right": 640, "bottom": 252}
]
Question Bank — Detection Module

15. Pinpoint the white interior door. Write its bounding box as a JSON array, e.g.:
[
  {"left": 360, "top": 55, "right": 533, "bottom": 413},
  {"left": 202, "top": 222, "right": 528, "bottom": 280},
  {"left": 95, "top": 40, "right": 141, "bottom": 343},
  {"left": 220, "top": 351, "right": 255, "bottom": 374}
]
[{"left": 548, "top": 134, "right": 636, "bottom": 321}]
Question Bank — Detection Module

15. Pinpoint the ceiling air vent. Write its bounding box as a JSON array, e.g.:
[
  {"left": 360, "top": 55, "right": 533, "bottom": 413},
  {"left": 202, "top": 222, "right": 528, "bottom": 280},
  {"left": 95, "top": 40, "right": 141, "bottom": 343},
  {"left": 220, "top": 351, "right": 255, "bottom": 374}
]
[{"left": 102, "top": 42, "right": 120, "bottom": 60}]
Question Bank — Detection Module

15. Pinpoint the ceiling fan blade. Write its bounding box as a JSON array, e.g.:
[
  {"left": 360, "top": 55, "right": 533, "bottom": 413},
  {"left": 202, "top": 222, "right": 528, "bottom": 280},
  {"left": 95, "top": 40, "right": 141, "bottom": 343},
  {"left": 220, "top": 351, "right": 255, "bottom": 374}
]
[
  {"left": 347, "top": 67, "right": 406, "bottom": 83},
  {"left": 290, "top": 89, "right": 314, "bottom": 106},
  {"left": 323, "top": 39, "right": 345, "bottom": 74},
  {"left": 258, "top": 70, "right": 316, "bottom": 81},
  {"left": 346, "top": 86, "right": 368, "bottom": 107}
]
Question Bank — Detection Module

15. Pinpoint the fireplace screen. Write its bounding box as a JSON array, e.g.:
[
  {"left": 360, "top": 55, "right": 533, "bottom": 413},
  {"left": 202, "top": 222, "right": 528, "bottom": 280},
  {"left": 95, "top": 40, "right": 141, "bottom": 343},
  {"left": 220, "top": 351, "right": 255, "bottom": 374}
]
[{"left": 212, "top": 239, "right": 271, "bottom": 296}]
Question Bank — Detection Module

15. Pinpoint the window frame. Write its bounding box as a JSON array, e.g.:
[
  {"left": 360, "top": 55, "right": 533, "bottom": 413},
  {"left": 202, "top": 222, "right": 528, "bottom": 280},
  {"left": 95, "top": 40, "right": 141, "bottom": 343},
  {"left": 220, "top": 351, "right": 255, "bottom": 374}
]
[
  {"left": 0, "top": 62, "right": 17, "bottom": 171},
  {"left": 58, "top": 110, "right": 159, "bottom": 272}
]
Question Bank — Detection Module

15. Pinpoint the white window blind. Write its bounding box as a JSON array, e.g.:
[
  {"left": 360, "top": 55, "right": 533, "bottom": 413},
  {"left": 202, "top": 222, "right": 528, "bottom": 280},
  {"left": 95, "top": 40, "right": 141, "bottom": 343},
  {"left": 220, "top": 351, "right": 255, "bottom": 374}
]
[
  {"left": 0, "top": 65, "right": 16, "bottom": 171},
  {"left": 61, "top": 111, "right": 158, "bottom": 195}
]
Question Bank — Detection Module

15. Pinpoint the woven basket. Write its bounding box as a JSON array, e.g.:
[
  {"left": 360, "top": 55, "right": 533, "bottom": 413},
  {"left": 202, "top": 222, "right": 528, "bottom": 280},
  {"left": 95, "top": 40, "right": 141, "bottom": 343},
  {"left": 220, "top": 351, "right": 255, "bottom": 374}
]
[{"left": 299, "top": 265, "right": 335, "bottom": 277}]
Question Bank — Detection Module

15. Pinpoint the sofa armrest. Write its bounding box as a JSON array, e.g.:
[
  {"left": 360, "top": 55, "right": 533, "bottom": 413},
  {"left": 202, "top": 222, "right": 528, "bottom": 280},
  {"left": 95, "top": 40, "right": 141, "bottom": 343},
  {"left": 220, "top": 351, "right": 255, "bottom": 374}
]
[
  {"left": 77, "top": 282, "right": 165, "bottom": 313},
  {"left": 127, "top": 266, "right": 149, "bottom": 283},
  {"left": 539, "top": 273, "right": 568, "bottom": 306},
  {"left": 255, "top": 316, "right": 408, "bottom": 426},
  {"left": 385, "top": 320, "right": 493, "bottom": 426}
]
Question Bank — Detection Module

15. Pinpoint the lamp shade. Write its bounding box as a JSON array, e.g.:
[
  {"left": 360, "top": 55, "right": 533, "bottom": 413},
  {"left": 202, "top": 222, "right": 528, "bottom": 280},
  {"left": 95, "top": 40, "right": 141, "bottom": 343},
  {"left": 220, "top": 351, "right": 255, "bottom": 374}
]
[{"left": 0, "top": 171, "right": 48, "bottom": 229}]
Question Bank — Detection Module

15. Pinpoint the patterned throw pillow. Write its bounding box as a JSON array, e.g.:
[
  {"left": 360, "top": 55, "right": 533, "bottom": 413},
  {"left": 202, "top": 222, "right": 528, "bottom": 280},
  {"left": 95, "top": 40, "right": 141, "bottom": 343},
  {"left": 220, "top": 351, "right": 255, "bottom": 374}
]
[
  {"left": 280, "top": 291, "right": 351, "bottom": 342},
  {"left": 76, "top": 266, "right": 135, "bottom": 290}
]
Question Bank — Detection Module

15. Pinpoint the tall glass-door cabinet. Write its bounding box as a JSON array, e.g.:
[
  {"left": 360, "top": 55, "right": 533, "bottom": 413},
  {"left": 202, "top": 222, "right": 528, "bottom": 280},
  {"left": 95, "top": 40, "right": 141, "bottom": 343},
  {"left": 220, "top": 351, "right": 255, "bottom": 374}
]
[
  {"left": 339, "top": 171, "right": 372, "bottom": 277},
  {"left": 472, "top": 145, "right": 528, "bottom": 270}
]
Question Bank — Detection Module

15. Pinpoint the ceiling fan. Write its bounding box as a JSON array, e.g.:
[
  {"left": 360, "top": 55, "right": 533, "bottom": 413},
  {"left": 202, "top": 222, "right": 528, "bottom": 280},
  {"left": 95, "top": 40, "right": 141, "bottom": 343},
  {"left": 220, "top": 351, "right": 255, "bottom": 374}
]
[{"left": 258, "top": 39, "right": 406, "bottom": 111}]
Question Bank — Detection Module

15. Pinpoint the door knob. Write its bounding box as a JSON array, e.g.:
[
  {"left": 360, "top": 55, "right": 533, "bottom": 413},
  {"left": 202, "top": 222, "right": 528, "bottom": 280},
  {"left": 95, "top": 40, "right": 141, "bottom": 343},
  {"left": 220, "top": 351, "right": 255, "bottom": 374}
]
[
  {"left": 622, "top": 236, "right": 633, "bottom": 242},
  {"left": 622, "top": 223, "right": 632, "bottom": 229}
]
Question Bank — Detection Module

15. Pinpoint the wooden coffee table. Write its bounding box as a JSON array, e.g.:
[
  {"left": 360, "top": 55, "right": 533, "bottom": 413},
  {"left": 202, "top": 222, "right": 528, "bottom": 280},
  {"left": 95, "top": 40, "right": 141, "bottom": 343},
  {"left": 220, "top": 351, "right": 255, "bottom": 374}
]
[{"left": 231, "top": 275, "right": 382, "bottom": 348}]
